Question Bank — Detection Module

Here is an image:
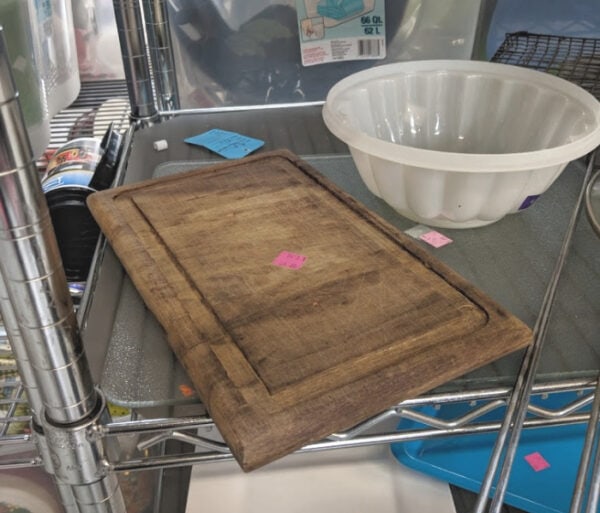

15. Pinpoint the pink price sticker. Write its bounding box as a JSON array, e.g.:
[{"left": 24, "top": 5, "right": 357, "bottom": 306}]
[
  {"left": 419, "top": 230, "right": 453, "bottom": 248},
  {"left": 272, "top": 251, "right": 307, "bottom": 270},
  {"left": 524, "top": 452, "right": 551, "bottom": 472}
]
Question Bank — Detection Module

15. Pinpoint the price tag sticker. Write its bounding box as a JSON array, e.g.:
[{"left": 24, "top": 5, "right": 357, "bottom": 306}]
[
  {"left": 419, "top": 230, "right": 453, "bottom": 248},
  {"left": 404, "top": 224, "right": 432, "bottom": 239},
  {"left": 519, "top": 194, "right": 540, "bottom": 210},
  {"left": 179, "top": 384, "right": 196, "bottom": 398},
  {"left": 272, "top": 251, "right": 307, "bottom": 270},
  {"left": 185, "top": 129, "right": 264, "bottom": 159},
  {"left": 525, "top": 452, "right": 551, "bottom": 472}
]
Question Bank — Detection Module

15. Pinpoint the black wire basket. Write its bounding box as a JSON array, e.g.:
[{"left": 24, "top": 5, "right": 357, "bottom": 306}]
[{"left": 492, "top": 31, "right": 600, "bottom": 100}]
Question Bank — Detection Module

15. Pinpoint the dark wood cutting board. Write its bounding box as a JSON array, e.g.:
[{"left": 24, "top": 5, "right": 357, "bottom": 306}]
[{"left": 87, "top": 150, "right": 531, "bottom": 471}]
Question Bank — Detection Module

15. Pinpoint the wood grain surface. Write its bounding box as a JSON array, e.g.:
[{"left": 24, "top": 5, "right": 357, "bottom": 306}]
[{"left": 88, "top": 150, "right": 532, "bottom": 471}]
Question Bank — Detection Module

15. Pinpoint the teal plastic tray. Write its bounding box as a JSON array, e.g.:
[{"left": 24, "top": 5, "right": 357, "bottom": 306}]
[{"left": 391, "top": 391, "right": 592, "bottom": 513}]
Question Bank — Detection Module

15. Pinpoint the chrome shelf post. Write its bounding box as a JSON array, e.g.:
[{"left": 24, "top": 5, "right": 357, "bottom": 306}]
[{"left": 0, "top": 27, "right": 126, "bottom": 513}]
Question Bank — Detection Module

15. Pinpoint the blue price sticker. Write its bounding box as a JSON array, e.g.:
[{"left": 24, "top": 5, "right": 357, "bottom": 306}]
[{"left": 184, "top": 129, "right": 264, "bottom": 159}]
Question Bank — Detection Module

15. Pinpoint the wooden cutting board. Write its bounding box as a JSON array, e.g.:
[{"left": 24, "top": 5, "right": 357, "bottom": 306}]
[{"left": 87, "top": 150, "right": 531, "bottom": 471}]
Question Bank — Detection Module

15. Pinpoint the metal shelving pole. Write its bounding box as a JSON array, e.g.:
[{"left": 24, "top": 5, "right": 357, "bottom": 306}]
[
  {"left": 112, "top": 0, "right": 159, "bottom": 123},
  {"left": 0, "top": 27, "right": 126, "bottom": 513},
  {"left": 0, "top": 275, "right": 78, "bottom": 512},
  {"left": 474, "top": 152, "right": 598, "bottom": 513},
  {"left": 141, "top": 0, "right": 180, "bottom": 112}
]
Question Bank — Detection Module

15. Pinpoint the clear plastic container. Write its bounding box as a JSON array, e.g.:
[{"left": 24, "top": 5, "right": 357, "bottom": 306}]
[
  {"left": 322, "top": 60, "right": 600, "bottom": 228},
  {"left": 72, "top": 0, "right": 124, "bottom": 80},
  {"left": 0, "top": 0, "right": 50, "bottom": 159},
  {"left": 29, "top": 0, "right": 81, "bottom": 117},
  {"left": 167, "top": 0, "right": 484, "bottom": 107}
]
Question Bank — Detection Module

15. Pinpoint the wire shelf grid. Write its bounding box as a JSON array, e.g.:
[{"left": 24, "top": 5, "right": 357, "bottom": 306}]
[{"left": 492, "top": 31, "right": 600, "bottom": 100}]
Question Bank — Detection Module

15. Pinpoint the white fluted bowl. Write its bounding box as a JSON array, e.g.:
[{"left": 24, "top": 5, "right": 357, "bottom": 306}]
[{"left": 323, "top": 60, "right": 600, "bottom": 228}]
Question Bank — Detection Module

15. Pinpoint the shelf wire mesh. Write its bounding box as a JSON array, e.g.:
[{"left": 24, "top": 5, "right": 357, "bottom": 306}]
[
  {"left": 47, "top": 79, "right": 130, "bottom": 150},
  {"left": 492, "top": 31, "right": 600, "bottom": 99}
]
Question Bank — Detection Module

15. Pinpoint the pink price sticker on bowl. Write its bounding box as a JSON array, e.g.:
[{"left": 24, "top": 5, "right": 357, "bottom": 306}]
[{"left": 272, "top": 251, "right": 307, "bottom": 270}]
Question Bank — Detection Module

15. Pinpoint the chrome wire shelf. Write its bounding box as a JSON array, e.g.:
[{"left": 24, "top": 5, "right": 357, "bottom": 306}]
[
  {"left": 2, "top": 31, "right": 600, "bottom": 513},
  {"left": 47, "top": 80, "right": 130, "bottom": 150},
  {"left": 3, "top": 378, "right": 596, "bottom": 471},
  {"left": 0, "top": 336, "right": 30, "bottom": 445},
  {"left": 0, "top": 379, "right": 34, "bottom": 452},
  {"left": 98, "top": 380, "right": 598, "bottom": 473}
]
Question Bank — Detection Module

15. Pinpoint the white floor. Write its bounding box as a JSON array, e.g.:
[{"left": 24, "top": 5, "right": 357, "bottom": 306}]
[
  {"left": 186, "top": 445, "right": 456, "bottom": 513},
  {"left": 0, "top": 467, "right": 63, "bottom": 513}
]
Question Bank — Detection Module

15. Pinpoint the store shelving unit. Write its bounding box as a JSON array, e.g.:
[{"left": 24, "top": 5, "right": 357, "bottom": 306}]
[{"left": 1, "top": 17, "right": 600, "bottom": 513}]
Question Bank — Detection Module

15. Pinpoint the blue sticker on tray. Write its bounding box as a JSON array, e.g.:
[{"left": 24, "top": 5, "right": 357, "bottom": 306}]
[
  {"left": 185, "top": 129, "right": 264, "bottom": 159},
  {"left": 519, "top": 194, "right": 541, "bottom": 210}
]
